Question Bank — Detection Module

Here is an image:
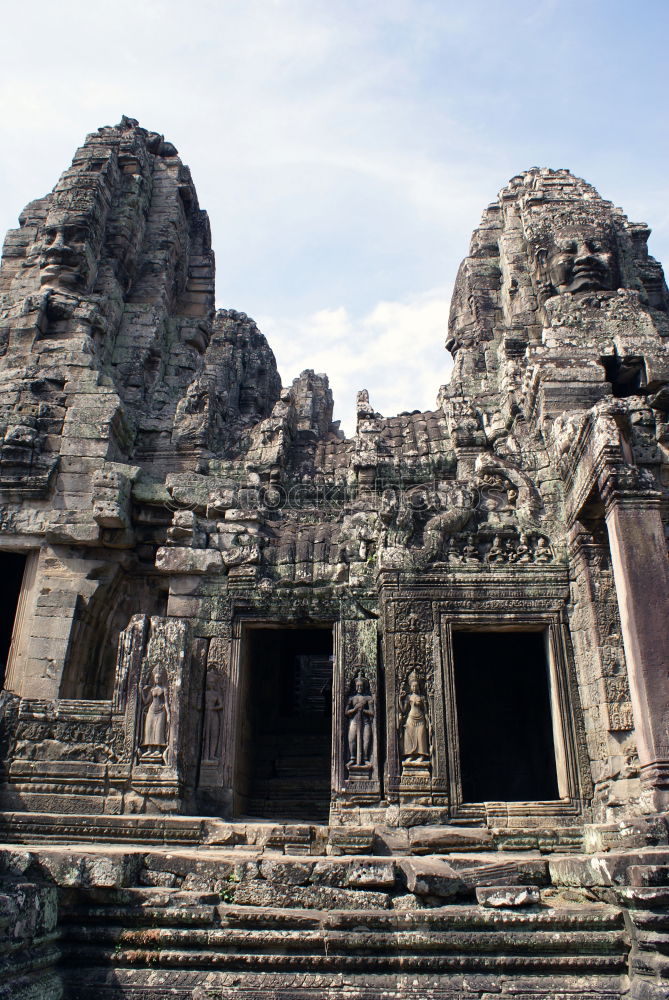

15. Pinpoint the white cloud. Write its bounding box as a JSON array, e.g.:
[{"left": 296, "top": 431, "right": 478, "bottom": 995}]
[
  {"left": 1, "top": 0, "right": 668, "bottom": 442},
  {"left": 258, "top": 285, "right": 454, "bottom": 435}
]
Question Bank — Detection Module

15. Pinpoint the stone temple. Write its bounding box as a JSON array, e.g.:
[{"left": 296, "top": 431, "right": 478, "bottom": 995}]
[{"left": 0, "top": 117, "right": 668, "bottom": 999}]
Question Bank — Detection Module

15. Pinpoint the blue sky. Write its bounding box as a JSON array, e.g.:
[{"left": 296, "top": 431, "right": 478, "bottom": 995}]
[{"left": 1, "top": 0, "right": 668, "bottom": 433}]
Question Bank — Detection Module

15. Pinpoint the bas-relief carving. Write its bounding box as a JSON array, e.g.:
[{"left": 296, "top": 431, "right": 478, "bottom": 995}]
[
  {"left": 139, "top": 666, "right": 170, "bottom": 763},
  {"left": 533, "top": 227, "right": 619, "bottom": 301},
  {"left": 202, "top": 674, "right": 224, "bottom": 762},
  {"left": 345, "top": 672, "right": 374, "bottom": 773},
  {"left": 399, "top": 670, "right": 431, "bottom": 770},
  {"left": 336, "top": 618, "right": 381, "bottom": 798}
]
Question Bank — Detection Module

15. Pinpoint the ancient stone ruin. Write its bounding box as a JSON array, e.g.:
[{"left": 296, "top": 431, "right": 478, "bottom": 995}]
[{"left": 0, "top": 117, "right": 668, "bottom": 999}]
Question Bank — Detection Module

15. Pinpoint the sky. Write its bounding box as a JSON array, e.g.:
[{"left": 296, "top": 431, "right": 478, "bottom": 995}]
[{"left": 1, "top": 0, "right": 668, "bottom": 434}]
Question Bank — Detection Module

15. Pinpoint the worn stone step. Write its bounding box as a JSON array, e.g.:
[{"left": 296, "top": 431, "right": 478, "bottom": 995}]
[
  {"left": 61, "top": 967, "right": 628, "bottom": 1000},
  {"left": 0, "top": 812, "right": 587, "bottom": 856},
  {"left": 244, "top": 801, "right": 330, "bottom": 822},
  {"left": 61, "top": 921, "right": 628, "bottom": 956},
  {"left": 628, "top": 864, "right": 669, "bottom": 887},
  {"left": 58, "top": 945, "right": 628, "bottom": 975},
  {"left": 62, "top": 892, "right": 625, "bottom": 930}
]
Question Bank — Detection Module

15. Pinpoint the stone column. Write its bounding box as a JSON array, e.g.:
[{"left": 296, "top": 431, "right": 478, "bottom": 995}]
[
  {"left": 601, "top": 465, "right": 669, "bottom": 810},
  {"left": 197, "top": 633, "right": 235, "bottom": 817},
  {"left": 331, "top": 617, "right": 381, "bottom": 813}
]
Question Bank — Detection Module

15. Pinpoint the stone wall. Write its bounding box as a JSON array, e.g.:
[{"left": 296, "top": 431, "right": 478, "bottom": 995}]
[{"left": 0, "top": 123, "right": 669, "bottom": 852}]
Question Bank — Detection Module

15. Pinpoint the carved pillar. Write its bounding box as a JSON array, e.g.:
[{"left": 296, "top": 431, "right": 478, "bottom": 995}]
[
  {"left": 332, "top": 617, "right": 381, "bottom": 809},
  {"left": 125, "top": 616, "right": 195, "bottom": 813},
  {"left": 197, "top": 632, "right": 235, "bottom": 817},
  {"left": 381, "top": 591, "right": 449, "bottom": 821},
  {"left": 568, "top": 524, "right": 634, "bottom": 807},
  {"left": 600, "top": 465, "right": 669, "bottom": 810}
]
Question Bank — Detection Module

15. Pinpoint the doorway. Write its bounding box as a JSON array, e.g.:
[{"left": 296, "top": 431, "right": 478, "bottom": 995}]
[
  {"left": 0, "top": 552, "right": 28, "bottom": 690},
  {"left": 453, "top": 630, "right": 559, "bottom": 802},
  {"left": 238, "top": 626, "right": 333, "bottom": 821}
]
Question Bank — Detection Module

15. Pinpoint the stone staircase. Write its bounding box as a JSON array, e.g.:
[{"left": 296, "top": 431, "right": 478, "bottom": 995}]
[
  {"left": 245, "top": 727, "right": 331, "bottom": 822},
  {"left": 10, "top": 845, "right": 625, "bottom": 999},
  {"left": 617, "top": 864, "right": 669, "bottom": 999},
  {"left": 0, "top": 881, "right": 61, "bottom": 1000},
  {"left": 57, "top": 884, "right": 628, "bottom": 999},
  {"left": 6, "top": 822, "right": 669, "bottom": 999}
]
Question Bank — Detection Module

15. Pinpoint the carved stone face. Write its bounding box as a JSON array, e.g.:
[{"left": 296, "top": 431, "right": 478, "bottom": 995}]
[
  {"left": 355, "top": 677, "right": 364, "bottom": 693},
  {"left": 39, "top": 218, "right": 94, "bottom": 291},
  {"left": 545, "top": 232, "right": 616, "bottom": 295}
]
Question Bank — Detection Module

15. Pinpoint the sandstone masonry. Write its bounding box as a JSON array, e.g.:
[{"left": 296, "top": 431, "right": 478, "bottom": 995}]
[{"left": 0, "top": 118, "right": 668, "bottom": 998}]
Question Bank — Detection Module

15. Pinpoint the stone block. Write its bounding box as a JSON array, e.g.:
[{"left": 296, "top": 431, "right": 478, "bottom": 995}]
[
  {"left": 155, "top": 546, "right": 222, "bottom": 574},
  {"left": 408, "top": 825, "right": 494, "bottom": 854},
  {"left": 231, "top": 879, "right": 391, "bottom": 910},
  {"left": 328, "top": 827, "right": 375, "bottom": 855},
  {"left": 476, "top": 884, "right": 541, "bottom": 907},
  {"left": 33, "top": 850, "right": 142, "bottom": 887},
  {"left": 400, "top": 858, "right": 464, "bottom": 898}
]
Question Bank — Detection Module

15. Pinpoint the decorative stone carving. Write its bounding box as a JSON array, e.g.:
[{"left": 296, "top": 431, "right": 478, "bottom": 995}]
[
  {"left": 399, "top": 669, "right": 431, "bottom": 771},
  {"left": 139, "top": 667, "right": 170, "bottom": 763},
  {"left": 200, "top": 673, "right": 224, "bottom": 763},
  {"left": 333, "top": 617, "right": 381, "bottom": 802},
  {"left": 345, "top": 671, "right": 374, "bottom": 773}
]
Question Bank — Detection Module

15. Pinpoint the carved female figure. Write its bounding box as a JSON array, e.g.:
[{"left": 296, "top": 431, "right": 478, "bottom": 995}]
[
  {"left": 399, "top": 670, "right": 430, "bottom": 764},
  {"left": 140, "top": 666, "right": 170, "bottom": 761},
  {"left": 202, "top": 674, "right": 224, "bottom": 762},
  {"left": 346, "top": 673, "right": 374, "bottom": 768}
]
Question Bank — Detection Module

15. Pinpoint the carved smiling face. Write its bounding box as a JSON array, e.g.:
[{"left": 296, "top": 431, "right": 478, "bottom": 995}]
[
  {"left": 39, "top": 218, "right": 94, "bottom": 291},
  {"left": 546, "top": 232, "right": 617, "bottom": 294}
]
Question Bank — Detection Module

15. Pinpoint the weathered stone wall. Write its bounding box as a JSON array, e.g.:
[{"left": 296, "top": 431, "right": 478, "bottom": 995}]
[{"left": 1, "top": 125, "right": 669, "bottom": 846}]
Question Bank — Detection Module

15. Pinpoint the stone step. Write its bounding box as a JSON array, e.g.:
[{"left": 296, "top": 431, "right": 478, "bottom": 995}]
[
  {"left": 248, "top": 775, "right": 331, "bottom": 790},
  {"left": 61, "top": 968, "right": 629, "bottom": 1000},
  {"left": 0, "top": 812, "right": 587, "bottom": 855},
  {"left": 59, "top": 897, "right": 628, "bottom": 975},
  {"left": 244, "top": 802, "right": 330, "bottom": 823},
  {"left": 253, "top": 756, "right": 330, "bottom": 772}
]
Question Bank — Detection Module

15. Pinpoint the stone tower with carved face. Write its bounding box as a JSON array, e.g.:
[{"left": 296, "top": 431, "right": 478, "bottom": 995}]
[{"left": 0, "top": 127, "right": 668, "bottom": 999}]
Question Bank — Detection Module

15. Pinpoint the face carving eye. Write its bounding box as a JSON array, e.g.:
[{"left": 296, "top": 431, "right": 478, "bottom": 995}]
[{"left": 63, "top": 226, "right": 88, "bottom": 245}]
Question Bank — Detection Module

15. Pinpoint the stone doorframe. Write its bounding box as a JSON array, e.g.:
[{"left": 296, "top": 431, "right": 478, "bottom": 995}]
[
  {"left": 213, "top": 613, "right": 340, "bottom": 820},
  {"left": 439, "top": 611, "right": 590, "bottom": 825}
]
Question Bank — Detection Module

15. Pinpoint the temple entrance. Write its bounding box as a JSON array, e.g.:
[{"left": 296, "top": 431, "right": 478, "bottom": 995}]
[
  {"left": 453, "top": 630, "right": 559, "bottom": 803},
  {"left": 0, "top": 552, "right": 28, "bottom": 691},
  {"left": 238, "top": 626, "right": 333, "bottom": 821}
]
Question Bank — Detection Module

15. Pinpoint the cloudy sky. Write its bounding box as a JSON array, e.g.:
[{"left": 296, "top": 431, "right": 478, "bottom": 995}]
[{"left": 1, "top": 0, "right": 668, "bottom": 433}]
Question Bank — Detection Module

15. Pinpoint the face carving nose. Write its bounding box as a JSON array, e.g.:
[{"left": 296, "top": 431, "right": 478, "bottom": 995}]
[
  {"left": 53, "top": 230, "right": 72, "bottom": 250},
  {"left": 574, "top": 243, "right": 598, "bottom": 263}
]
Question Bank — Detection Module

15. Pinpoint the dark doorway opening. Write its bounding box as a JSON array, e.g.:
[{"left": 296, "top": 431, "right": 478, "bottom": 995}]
[
  {"left": 453, "top": 630, "right": 559, "bottom": 802},
  {"left": 0, "top": 552, "right": 27, "bottom": 690},
  {"left": 239, "top": 626, "right": 333, "bottom": 822}
]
